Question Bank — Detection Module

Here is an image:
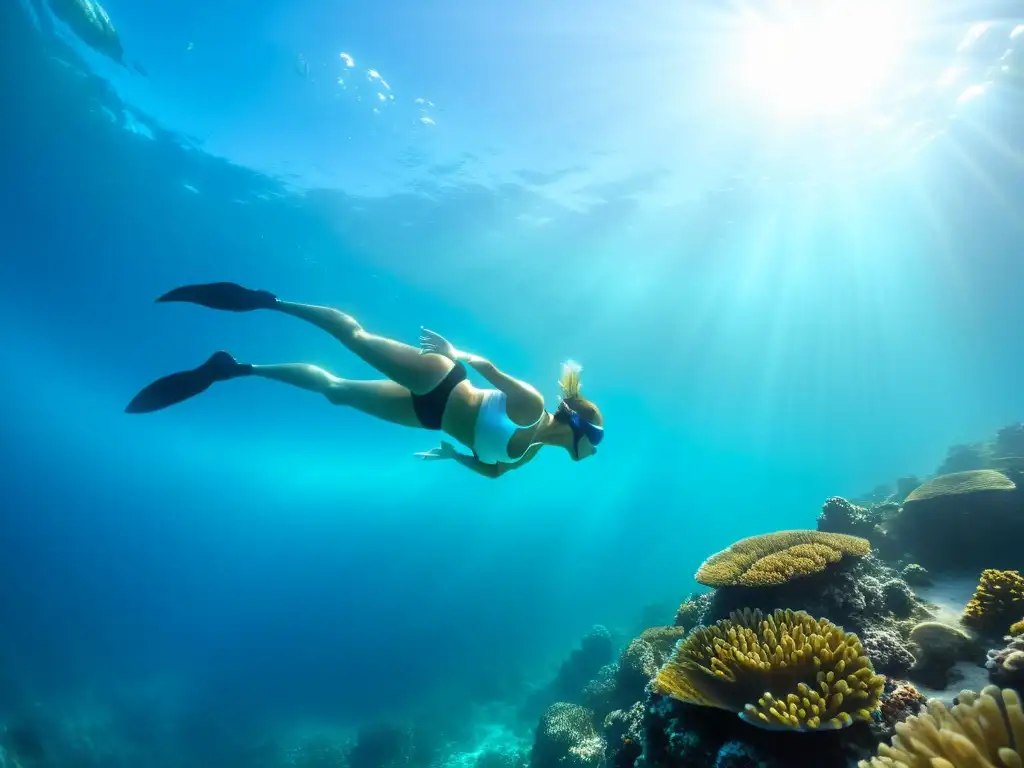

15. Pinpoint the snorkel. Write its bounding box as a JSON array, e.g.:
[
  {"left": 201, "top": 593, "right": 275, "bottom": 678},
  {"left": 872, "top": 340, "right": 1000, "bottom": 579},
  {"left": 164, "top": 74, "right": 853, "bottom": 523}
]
[{"left": 556, "top": 360, "right": 604, "bottom": 458}]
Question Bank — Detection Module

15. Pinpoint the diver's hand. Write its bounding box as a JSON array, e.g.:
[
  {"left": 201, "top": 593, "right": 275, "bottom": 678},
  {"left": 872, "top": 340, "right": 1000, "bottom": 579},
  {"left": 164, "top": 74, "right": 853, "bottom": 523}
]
[
  {"left": 419, "top": 328, "right": 464, "bottom": 362},
  {"left": 415, "top": 440, "right": 458, "bottom": 461}
]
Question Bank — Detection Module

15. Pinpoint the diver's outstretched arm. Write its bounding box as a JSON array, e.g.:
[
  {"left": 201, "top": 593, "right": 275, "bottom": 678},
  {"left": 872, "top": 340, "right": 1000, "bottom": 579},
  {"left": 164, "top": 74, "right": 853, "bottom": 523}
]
[
  {"left": 418, "top": 329, "right": 545, "bottom": 425},
  {"left": 415, "top": 442, "right": 542, "bottom": 478}
]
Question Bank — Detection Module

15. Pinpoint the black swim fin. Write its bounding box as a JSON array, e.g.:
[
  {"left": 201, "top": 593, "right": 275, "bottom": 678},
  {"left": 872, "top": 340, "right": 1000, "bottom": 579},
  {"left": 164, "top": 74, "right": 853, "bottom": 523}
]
[
  {"left": 125, "top": 351, "right": 252, "bottom": 414},
  {"left": 155, "top": 282, "right": 278, "bottom": 312}
]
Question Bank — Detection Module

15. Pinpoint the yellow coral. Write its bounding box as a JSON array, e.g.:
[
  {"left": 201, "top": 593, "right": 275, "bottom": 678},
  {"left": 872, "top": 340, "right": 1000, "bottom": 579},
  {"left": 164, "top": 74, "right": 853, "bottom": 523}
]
[
  {"left": 859, "top": 685, "right": 1024, "bottom": 768},
  {"left": 1011, "top": 619, "right": 1024, "bottom": 637},
  {"left": 963, "top": 569, "right": 1024, "bottom": 636},
  {"left": 695, "top": 530, "right": 871, "bottom": 588},
  {"left": 652, "top": 608, "right": 884, "bottom": 732},
  {"left": 904, "top": 469, "right": 1016, "bottom": 504}
]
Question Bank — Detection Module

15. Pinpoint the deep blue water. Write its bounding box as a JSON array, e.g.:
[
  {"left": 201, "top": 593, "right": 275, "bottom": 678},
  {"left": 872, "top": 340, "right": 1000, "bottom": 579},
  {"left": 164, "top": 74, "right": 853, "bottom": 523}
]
[{"left": 2, "top": 0, "right": 1024, "bottom": 763}]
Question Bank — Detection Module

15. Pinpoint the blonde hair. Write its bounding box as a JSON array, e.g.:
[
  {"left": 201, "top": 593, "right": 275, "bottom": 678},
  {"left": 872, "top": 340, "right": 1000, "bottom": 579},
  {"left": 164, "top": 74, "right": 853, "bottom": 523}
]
[
  {"left": 556, "top": 359, "right": 603, "bottom": 427},
  {"left": 558, "top": 360, "right": 583, "bottom": 401}
]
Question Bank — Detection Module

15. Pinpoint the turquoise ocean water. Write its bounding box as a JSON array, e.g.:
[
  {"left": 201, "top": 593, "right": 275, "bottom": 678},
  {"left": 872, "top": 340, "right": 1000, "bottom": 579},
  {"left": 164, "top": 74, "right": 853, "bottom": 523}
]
[{"left": 2, "top": 0, "right": 1024, "bottom": 765}]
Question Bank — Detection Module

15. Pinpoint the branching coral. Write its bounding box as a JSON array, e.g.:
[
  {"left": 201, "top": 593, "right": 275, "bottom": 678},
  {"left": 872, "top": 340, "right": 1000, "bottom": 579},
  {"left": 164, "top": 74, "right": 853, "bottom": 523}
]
[
  {"left": 695, "top": 531, "right": 871, "bottom": 588},
  {"left": 532, "top": 703, "right": 604, "bottom": 768},
  {"left": 1012, "top": 619, "right": 1024, "bottom": 637},
  {"left": 858, "top": 685, "right": 1024, "bottom": 768},
  {"left": 963, "top": 569, "right": 1024, "bottom": 637},
  {"left": 651, "top": 608, "right": 884, "bottom": 732}
]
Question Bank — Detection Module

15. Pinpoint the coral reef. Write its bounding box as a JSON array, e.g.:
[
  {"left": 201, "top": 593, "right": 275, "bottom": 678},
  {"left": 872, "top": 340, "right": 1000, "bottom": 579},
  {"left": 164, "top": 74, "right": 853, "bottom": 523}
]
[
  {"left": 881, "top": 580, "right": 915, "bottom": 619},
  {"left": 476, "top": 748, "right": 530, "bottom": 768},
  {"left": 907, "top": 469, "right": 1016, "bottom": 503},
  {"left": 695, "top": 530, "right": 871, "bottom": 588},
  {"left": 963, "top": 569, "right": 1024, "bottom": 638},
  {"left": 816, "top": 497, "right": 902, "bottom": 556},
  {"left": 858, "top": 685, "right": 1024, "bottom": 767},
  {"left": 581, "top": 664, "right": 618, "bottom": 719},
  {"left": 817, "top": 497, "right": 881, "bottom": 540},
  {"left": 617, "top": 638, "right": 660, "bottom": 697},
  {"left": 652, "top": 608, "right": 885, "bottom": 731},
  {"left": 538, "top": 422, "right": 1024, "bottom": 768},
  {"left": 582, "top": 628, "right": 685, "bottom": 722},
  {"left": 637, "top": 626, "right": 688, "bottom": 659},
  {"left": 603, "top": 702, "right": 644, "bottom": 767},
  {"left": 635, "top": 601, "right": 677, "bottom": 634},
  {"left": 898, "top": 564, "right": 931, "bottom": 587},
  {"left": 637, "top": 691, "right": 871, "bottom": 768},
  {"left": 887, "top": 470, "right": 1021, "bottom": 571},
  {"left": 530, "top": 703, "right": 604, "bottom": 768},
  {"left": 675, "top": 592, "right": 712, "bottom": 628},
  {"left": 936, "top": 442, "right": 991, "bottom": 475},
  {"left": 705, "top": 553, "right": 926, "bottom": 639},
  {"left": 893, "top": 477, "right": 920, "bottom": 504},
  {"left": 860, "top": 627, "right": 916, "bottom": 678},
  {"left": 996, "top": 422, "right": 1024, "bottom": 459},
  {"left": 906, "top": 621, "right": 973, "bottom": 689},
  {"left": 521, "top": 625, "right": 614, "bottom": 719},
  {"left": 871, "top": 679, "right": 926, "bottom": 743},
  {"left": 986, "top": 635, "right": 1024, "bottom": 689}
]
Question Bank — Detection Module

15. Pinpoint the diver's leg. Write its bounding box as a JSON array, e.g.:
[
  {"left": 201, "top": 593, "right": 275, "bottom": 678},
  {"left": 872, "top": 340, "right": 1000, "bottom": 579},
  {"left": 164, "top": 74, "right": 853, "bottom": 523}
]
[
  {"left": 153, "top": 281, "right": 451, "bottom": 394},
  {"left": 252, "top": 364, "right": 420, "bottom": 427},
  {"left": 270, "top": 301, "right": 452, "bottom": 395}
]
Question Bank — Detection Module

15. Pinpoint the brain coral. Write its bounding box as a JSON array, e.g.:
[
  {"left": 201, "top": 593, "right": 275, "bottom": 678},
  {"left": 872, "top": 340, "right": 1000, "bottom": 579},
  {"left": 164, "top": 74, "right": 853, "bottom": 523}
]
[
  {"left": 859, "top": 685, "right": 1024, "bottom": 768},
  {"left": 695, "top": 530, "right": 871, "bottom": 588},
  {"left": 651, "top": 608, "right": 884, "bottom": 732},
  {"left": 963, "top": 569, "right": 1024, "bottom": 637},
  {"left": 904, "top": 469, "right": 1016, "bottom": 504}
]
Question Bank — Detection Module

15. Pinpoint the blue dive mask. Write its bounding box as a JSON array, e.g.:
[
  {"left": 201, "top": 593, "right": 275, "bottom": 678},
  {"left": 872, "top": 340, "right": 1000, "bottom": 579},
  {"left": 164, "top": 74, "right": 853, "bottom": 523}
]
[{"left": 566, "top": 406, "right": 604, "bottom": 449}]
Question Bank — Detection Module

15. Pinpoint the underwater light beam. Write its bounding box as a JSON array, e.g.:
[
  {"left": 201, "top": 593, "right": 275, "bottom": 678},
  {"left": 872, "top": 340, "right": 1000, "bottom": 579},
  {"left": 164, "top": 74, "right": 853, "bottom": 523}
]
[{"left": 728, "top": 0, "right": 918, "bottom": 119}]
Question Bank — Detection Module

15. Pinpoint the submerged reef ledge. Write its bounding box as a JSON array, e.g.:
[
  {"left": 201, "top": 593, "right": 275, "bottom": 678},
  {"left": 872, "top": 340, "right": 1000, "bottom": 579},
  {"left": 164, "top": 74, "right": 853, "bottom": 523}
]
[{"left": 527, "top": 420, "right": 1024, "bottom": 768}]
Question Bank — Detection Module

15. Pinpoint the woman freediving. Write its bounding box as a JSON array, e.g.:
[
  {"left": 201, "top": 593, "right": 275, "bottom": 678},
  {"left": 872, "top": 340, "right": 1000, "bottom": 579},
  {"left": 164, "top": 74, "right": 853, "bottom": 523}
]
[{"left": 125, "top": 282, "right": 604, "bottom": 477}]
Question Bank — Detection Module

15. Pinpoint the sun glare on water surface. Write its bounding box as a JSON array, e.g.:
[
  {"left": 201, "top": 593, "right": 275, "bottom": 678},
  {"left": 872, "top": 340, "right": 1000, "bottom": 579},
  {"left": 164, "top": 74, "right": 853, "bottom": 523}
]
[{"left": 729, "top": 0, "right": 919, "bottom": 119}]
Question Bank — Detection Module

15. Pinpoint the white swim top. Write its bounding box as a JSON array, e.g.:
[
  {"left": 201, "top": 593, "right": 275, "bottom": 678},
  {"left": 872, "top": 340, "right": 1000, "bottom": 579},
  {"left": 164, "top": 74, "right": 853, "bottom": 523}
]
[{"left": 473, "top": 389, "right": 543, "bottom": 465}]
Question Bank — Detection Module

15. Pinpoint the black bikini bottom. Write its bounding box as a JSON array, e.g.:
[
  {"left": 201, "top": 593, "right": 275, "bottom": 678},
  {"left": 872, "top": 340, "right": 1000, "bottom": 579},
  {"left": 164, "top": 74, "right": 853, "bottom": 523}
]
[{"left": 412, "top": 362, "right": 467, "bottom": 430}]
